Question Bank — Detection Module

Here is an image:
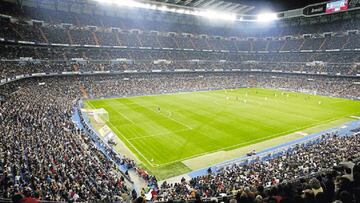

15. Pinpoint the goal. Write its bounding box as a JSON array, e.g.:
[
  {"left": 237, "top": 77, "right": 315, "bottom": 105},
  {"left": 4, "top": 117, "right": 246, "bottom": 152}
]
[{"left": 92, "top": 108, "right": 109, "bottom": 124}]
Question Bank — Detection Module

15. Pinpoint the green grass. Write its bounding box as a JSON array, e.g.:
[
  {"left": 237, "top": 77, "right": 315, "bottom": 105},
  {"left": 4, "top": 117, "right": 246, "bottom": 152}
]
[{"left": 85, "top": 88, "right": 360, "bottom": 179}]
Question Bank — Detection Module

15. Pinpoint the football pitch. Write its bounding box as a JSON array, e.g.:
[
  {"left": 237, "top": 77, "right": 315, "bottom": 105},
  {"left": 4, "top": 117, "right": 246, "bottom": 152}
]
[{"left": 84, "top": 88, "right": 360, "bottom": 179}]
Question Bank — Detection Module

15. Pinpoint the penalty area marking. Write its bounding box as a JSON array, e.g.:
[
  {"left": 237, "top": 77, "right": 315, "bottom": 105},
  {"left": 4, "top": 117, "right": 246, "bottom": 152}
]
[
  {"left": 107, "top": 122, "right": 160, "bottom": 167},
  {"left": 87, "top": 102, "right": 158, "bottom": 167},
  {"left": 127, "top": 128, "right": 191, "bottom": 141}
]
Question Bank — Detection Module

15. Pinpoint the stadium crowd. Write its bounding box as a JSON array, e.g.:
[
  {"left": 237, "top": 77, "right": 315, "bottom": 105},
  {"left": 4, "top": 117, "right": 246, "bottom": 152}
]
[
  {"left": 157, "top": 133, "right": 360, "bottom": 203},
  {"left": 0, "top": 55, "right": 359, "bottom": 80},
  {"left": 78, "top": 73, "right": 360, "bottom": 100},
  {"left": 0, "top": 69, "right": 359, "bottom": 202},
  {"left": 1, "top": 45, "right": 358, "bottom": 62},
  {"left": 0, "top": 78, "right": 132, "bottom": 202},
  {"left": 1, "top": 23, "right": 360, "bottom": 51},
  {"left": 1, "top": 1, "right": 360, "bottom": 55},
  {"left": 1, "top": 2, "right": 360, "bottom": 203},
  {"left": 0, "top": 73, "right": 359, "bottom": 202},
  {"left": 1, "top": 2, "right": 360, "bottom": 51}
]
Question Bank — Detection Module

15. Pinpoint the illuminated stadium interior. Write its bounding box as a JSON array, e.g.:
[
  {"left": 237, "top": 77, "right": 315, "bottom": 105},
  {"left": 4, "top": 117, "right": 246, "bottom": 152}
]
[{"left": 1, "top": 0, "right": 360, "bottom": 202}]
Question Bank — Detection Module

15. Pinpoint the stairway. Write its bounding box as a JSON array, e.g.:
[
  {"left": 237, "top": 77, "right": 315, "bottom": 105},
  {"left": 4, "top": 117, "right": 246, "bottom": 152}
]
[
  {"left": 280, "top": 40, "right": 287, "bottom": 51},
  {"left": 298, "top": 39, "right": 306, "bottom": 50},
  {"left": 92, "top": 32, "right": 100, "bottom": 46},
  {"left": 189, "top": 38, "right": 196, "bottom": 49},
  {"left": 319, "top": 38, "right": 327, "bottom": 50},
  {"left": 115, "top": 33, "right": 122, "bottom": 46},
  {"left": 79, "top": 84, "right": 89, "bottom": 98},
  {"left": 39, "top": 27, "right": 49, "bottom": 44},
  {"left": 10, "top": 24, "right": 24, "bottom": 40},
  {"left": 205, "top": 38, "right": 212, "bottom": 50},
  {"left": 66, "top": 30, "right": 74, "bottom": 44},
  {"left": 136, "top": 34, "right": 143, "bottom": 47},
  {"left": 155, "top": 35, "right": 162, "bottom": 48},
  {"left": 341, "top": 36, "right": 350, "bottom": 49},
  {"left": 174, "top": 37, "right": 180, "bottom": 48},
  {"left": 265, "top": 40, "right": 270, "bottom": 51}
]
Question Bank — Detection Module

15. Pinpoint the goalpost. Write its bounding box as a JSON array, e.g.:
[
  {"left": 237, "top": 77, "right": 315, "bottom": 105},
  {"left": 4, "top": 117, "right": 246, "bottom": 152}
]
[{"left": 92, "top": 108, "right": 109, "bottom": 124}]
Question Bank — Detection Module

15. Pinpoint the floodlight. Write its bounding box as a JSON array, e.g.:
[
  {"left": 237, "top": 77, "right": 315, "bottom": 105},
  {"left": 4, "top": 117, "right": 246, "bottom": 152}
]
[
  {"left": 118, "top": 0, "right": 141, "bottom": 7},
  {"left": 138, "top": 4, "right": 152, "bottom": 9},
  {"left": 184, "top": 10, "right": 192, "bottom": 15},
  {"left": 94, "top": 0, "right": 113, "bottom": 4},
  {"left": 158, "top": 6, "right": 169, "bottom": 11},
  {"left": 94, "top": 0, "right": 237, "bottom": 21},
  {"left": 198, "top": 10, "right": 236, "bottom": 21},
  {"left": 149, "top": 4, "right": 157, "bottom": 10},
  {"left": 95, "top": 0, "right": 135, "bottom": 7},
  {"left": 257, "top": 12, "right": 278, "bottom": 22}
]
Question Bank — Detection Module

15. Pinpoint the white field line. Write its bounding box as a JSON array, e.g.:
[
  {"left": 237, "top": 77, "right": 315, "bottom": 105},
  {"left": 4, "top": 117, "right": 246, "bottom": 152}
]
[
  {"left": 116, "top": 110, "right": 137, "bottom": 125},
  {"left": 112, "top": 107, "right": 145, "bottom": 136},
  {"left": 86, "top": 102, "right": 157, "bottom": 167},
  {"left": 107, "top": 122, "right": 158, "bottom": 167},
  {"left": 127, "top": 128, "right": 190, "bottom": 141},
  {"left": 86, "top": 99, "right": 360, "bottom": 169},
  {"left": 108, "top": 101, "right": 193, "bottom": 130},
  {"left": 146, "top": 112, "right": 360, "bottom": 168},
  {"left": 295, "top": 131, "right": 309, "bottom": 136},
  {"left": 153, "top": 125, "right": 312, "bottom": 167}
]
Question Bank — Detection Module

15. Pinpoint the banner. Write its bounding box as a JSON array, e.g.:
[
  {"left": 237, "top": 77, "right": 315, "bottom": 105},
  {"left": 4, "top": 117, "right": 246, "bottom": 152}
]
[{"left": 303, "top": 4, "right": 326, "bottom": 15}]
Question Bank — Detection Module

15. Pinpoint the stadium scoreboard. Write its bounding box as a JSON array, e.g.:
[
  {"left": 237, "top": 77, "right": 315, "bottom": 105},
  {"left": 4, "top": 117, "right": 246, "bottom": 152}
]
[
  {"left": 303, "top": 0, "right": 360, "bottom": 15},
  {"left": 326, "top": 0, "right": 348, "bottom": 13}
]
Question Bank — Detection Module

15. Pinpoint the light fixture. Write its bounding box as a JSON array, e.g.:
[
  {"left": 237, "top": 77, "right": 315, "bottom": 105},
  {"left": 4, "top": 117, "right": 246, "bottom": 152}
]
[{"left": 257, "top": 12, "right": 278, "bottom": 22}]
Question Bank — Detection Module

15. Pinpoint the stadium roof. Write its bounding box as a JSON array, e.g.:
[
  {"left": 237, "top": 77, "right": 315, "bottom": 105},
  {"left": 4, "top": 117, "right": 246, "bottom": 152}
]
[
  {"left": 144, "top": 0, "right": 331, "bottom": 13},
  {"left": 243, "top": 0, "right": 329, "bottom": 12},
  {"left": 7, "top": 0, "right": 332, "bottom": 14},
  {"left": 146, "top": 0, "right": 255, "bottom": 14}
]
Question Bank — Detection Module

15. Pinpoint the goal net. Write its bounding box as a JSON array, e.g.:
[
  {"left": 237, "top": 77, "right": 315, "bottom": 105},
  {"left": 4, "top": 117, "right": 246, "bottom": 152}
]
[{"left": 92, "top": 108, "right": 109, "bottom": 124}]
